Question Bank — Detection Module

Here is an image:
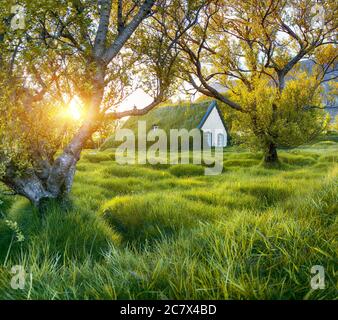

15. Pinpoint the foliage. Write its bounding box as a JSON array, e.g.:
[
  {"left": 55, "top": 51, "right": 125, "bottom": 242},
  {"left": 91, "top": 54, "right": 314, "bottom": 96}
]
[{"left": 229, "top": 73, "right": 328, "bottom": 151}]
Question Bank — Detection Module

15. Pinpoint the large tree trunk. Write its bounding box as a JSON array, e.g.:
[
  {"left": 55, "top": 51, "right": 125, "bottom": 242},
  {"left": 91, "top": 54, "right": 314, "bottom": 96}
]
[
  {"left": 2, "top": 127, "right": 94, "bottom": 213},
  {"left": 263, "top": 142, "right": 279, "bottom": 165},
  {"left": 2, "top": 127, "right": 92, "bottom": 213},
  {"left": 3, "top": 169, "right": 53, "bottom": 208}
]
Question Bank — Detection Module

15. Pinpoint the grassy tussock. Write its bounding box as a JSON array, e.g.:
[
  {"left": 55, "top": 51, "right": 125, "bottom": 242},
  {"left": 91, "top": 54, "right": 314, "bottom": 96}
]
[
  {"left": 101, "top": 193, "right": 218, "bottom": 244},
  {"left": 169, "top": 164, "right": 205, "bottom": 177}
]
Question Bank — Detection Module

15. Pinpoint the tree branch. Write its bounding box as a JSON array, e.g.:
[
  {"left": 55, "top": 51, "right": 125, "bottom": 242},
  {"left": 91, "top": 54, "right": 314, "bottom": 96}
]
[
  {"left": 94, "top": 0, "right": 113, "bottom": 58},
  {"left": 108, "top": 93, "right": 164, "bottom": 119},
  {"left": 102, "top": 0, "right": 155, "bottom": 64}
]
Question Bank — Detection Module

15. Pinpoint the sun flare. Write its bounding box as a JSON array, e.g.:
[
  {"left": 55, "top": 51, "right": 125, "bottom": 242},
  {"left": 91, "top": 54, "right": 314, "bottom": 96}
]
[{"left": 67, "top": 97, "right": 82, "bottom": 120}]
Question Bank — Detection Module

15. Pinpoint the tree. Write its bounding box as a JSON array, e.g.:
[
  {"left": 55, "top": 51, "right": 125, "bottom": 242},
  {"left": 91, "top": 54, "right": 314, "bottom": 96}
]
[
  {"left": 0, "top": 0, "right": 201, "bottom": 211},
  {"left": 176, "top": 0, "right": 338, "bottom": 164}
]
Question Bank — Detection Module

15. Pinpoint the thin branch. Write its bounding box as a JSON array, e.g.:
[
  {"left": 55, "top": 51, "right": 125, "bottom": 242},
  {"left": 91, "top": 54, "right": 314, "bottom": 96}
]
[{"left": 108, "top": 93, "right": 164, "bottom": 119}]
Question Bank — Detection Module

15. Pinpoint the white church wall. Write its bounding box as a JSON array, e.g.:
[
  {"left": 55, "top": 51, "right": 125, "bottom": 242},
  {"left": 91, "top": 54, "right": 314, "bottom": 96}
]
[{"left": 200, "top": 107, "right": 228, "bottom": 147}]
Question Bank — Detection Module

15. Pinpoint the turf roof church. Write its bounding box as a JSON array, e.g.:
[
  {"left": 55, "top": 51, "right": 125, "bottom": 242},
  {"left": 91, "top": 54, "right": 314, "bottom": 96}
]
[
  {"left": 102, "top": 100, "right": 229, "bottom": 150},
  {"left": 151, "top": 101, "right": 228, "bottom": 147}
]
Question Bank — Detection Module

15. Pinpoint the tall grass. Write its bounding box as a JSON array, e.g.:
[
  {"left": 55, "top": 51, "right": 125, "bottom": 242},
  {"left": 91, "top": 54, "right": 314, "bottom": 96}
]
[{"left": 0, "top": 140, "right": 337, "bottom": 299}]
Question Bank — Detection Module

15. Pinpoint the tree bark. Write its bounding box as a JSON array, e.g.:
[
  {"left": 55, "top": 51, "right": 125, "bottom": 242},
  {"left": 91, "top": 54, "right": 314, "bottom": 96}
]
[
  {"left": 263, "top": 142, "right": 279, "bottom": 165},
  {"left": 3, "top": 169, "right": 52, "bottom": 208}
]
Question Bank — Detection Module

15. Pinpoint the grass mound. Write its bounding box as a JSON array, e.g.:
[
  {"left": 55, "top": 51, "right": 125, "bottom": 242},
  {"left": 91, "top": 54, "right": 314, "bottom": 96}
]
[
  {"left": 82, "top": 152, "right": 114, "bottom": 163},
  {"left": 236, "top": 183, "right": 291, "bottom": 207},
  {"left": 183, "top": 189, "right": 258, "bottom": 210},
  {"left": 0, "top": 199, "right": 120, "bottom": 263},
  {"left": 169, "top": 164, "right": 205, "bottom": 177},
  {"left": 101, "top": 193, "right": 218, "bottom": 244},
  {"left": 279, "top": 154, "right": 316, "bottom": 166},
  {"left": 223, "top": 159, "right": 259, "bottom": 168},
  {"left": 102, "top": 164, "right": 170, "bottom": 179},
  {"left": 318, "top": 154, "right": 338, "bottom": 163}
]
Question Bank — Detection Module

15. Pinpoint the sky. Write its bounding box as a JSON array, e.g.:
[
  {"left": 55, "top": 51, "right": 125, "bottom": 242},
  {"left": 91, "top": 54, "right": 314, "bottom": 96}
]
[
  {"left": 116, "top": 78, "right": 219, "bottom": 112},
  {"left": 117, "top": 88, "right": 155, "bottom": 112}
]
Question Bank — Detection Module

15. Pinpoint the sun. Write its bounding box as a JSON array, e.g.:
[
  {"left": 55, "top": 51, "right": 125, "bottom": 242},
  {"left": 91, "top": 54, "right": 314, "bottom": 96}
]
[{"left": 67, "top": 97, "right": 82, "bottom": 120}]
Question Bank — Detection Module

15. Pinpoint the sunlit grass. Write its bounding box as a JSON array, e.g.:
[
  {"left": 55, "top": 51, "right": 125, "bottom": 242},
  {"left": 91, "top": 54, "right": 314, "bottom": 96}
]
[{"left": 0, "top": 138, "right": 337, "bottom": 299}]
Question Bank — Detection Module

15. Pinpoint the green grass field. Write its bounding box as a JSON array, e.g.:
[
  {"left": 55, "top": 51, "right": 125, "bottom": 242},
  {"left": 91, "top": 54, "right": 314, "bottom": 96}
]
[{"left": 0, "top": 139, "right": 337, "bottom": 299}]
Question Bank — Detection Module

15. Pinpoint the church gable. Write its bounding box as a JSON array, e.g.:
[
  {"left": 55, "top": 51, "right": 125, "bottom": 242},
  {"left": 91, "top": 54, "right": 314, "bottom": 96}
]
[{"left": 198, "top": 101, "right": 228, "bottom": 147}]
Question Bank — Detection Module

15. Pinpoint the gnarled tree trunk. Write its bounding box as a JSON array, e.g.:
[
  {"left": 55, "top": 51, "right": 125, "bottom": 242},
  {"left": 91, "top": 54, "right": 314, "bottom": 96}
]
[{"left": 2, "top": 123, "right": 95, "bottom": 213}]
